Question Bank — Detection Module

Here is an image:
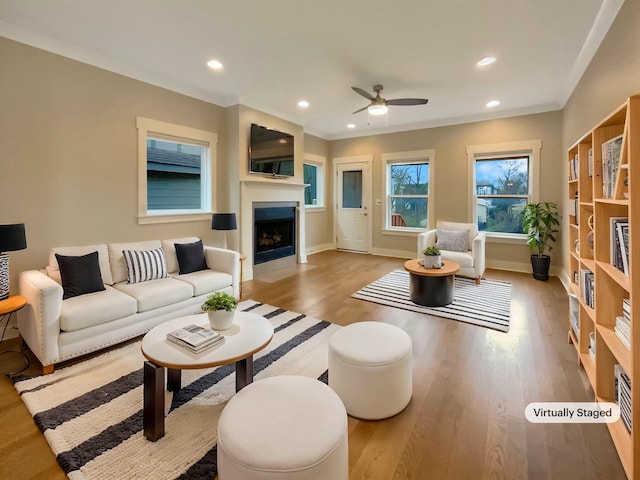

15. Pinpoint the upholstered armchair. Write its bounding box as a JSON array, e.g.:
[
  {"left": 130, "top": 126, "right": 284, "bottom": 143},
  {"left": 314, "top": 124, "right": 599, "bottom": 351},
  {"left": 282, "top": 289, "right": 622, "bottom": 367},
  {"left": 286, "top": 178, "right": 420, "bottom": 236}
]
[{"left": 417, "top": 221, "right": 486, "bottom": 284}]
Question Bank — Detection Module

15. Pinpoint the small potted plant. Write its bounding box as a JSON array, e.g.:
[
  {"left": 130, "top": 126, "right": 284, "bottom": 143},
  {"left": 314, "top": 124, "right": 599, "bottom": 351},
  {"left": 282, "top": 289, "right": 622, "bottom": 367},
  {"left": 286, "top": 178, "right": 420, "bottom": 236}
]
[
  {"left": 422, "top": 246, "right": 442, "bottom": 269},
  {"left": 201, "top": 291, "right": 238, "bottom": 330},
  {"left": 522, "top": 201, "right": 560, "bottom": 281}
]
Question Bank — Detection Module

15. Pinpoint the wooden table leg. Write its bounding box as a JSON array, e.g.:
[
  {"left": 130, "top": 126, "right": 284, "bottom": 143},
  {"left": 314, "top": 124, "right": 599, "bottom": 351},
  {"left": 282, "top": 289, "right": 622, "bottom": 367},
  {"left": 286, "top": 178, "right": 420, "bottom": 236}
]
[
  {"left": 235, "top": 355, "right": 254, "bottom": 392},
  {"left": 143, "top": 361, "right": 165, "bottom": 441},
  {"left": 167, "top": 368, "right": 181, "bottom": 392}
]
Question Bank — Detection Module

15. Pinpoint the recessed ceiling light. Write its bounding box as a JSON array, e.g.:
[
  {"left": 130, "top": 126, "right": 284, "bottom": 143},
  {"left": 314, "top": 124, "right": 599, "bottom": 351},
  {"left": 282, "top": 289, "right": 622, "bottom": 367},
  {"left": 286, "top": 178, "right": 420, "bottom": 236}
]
[
  {"left": 486, "top": 100, "right": 500, "bottom": 108},
  {"left": 297, "top": 100, "right": 310, "bottom": 108},
  {"left": 207, "top": 59, "right": 223, "bottom": 70},
  {"left": 347, "top": 124, "right": 356, "bottom": 129},
  {"left": 477, "top": 56, "right": 496, "bottom": 67}
]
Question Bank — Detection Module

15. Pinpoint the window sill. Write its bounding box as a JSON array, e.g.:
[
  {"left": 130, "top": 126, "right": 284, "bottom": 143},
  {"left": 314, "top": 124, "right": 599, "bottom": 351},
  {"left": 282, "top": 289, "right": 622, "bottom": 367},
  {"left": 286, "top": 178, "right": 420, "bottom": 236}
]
[
  {"left": 138, "top": 212, "right": 212, "bottom": 225},
  {"left": 304, "top": 206, "right": 326, "bottom": 213},
  {"left": 381, "top": 228, "right": 424, "bottom": 237},
  {"left": 484, "top": 233, "right": 527, "bottom": 245}
]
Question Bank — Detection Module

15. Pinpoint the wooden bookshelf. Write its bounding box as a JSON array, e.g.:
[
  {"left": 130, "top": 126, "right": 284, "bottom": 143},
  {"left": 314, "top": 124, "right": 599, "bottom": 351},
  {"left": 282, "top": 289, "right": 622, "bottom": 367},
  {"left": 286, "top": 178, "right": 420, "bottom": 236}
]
[{"left": 567, "top": 95, "right": 639, "bottom": 479}]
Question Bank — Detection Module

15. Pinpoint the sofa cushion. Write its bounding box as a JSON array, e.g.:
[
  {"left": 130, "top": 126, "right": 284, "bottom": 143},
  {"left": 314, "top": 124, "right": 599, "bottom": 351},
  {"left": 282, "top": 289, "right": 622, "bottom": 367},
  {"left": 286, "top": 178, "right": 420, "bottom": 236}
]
[
  {"left": 60, "top": 285, "right": 138, "bottom": 332},
  {"left": 55, "top": 251, "right": 106, "bottom": 300},
  {"left": 123, "top": 248, "right": 169, "bottom": 284},
  {"left": 172, "top": 270, "right": 233, "bottom": 297},
  {"left": 440, "top": 250, "right": 474, "bottom": 269},
  {"left": 175, "top": 240, "right": 208, "bottom": 274},
  {"left": 436, "top": 229, "right": 469, "bottom": 252},
  {"left": 113, "top": 277, "right": 193, "bottom": 313},
  {"left": 436, "top": 221, "right": 478, "bottom": 247},
  {"left": 161, "top": 237, "right": 200, "bottom": 274},
  {"left": 48, "top": 244, "right": 113, "bottom": 285},
  {"left": 109, "top": 240, "right": 162, "bottom": 284}
]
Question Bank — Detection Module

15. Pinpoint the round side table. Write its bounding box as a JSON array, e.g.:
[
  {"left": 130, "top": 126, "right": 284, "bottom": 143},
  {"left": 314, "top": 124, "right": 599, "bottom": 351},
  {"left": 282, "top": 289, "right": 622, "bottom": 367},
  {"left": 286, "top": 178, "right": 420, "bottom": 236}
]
[{"left": 0, "top": 295, "right": 30, "bottom": 376}]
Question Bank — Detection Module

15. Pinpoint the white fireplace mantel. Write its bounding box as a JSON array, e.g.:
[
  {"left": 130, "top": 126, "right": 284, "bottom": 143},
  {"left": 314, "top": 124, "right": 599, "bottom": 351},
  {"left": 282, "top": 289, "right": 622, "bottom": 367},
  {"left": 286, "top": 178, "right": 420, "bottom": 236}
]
[{"left": 240, "top": 180, "right": 307, "bottom": 281}]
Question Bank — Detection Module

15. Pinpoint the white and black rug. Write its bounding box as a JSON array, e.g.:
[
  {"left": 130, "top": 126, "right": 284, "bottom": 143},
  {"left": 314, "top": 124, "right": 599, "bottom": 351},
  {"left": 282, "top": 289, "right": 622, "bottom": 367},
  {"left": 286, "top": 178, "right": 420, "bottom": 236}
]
[
  {"left": 13, "top": 301, "right": 339, "bottom": 480},
  {"left": 352, "top": 269, "right": 511, "bottom": 332}
]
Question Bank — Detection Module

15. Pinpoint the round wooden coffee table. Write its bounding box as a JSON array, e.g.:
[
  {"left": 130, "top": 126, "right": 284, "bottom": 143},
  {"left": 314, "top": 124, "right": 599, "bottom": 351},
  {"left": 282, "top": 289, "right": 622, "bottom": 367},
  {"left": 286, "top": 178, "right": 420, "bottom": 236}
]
[
  {"left": 141, "top": 311, "right": 273, "bottom": 441},
  {"left": 404, "top": 259, "right": 460, "bottom": 307}
]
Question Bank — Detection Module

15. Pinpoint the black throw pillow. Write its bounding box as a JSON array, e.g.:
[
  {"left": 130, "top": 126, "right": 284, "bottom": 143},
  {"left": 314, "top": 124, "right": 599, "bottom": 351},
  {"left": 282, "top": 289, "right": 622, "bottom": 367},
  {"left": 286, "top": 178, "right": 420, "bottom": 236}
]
[
  {"left": 55, "top": 251, "right": 106, "bottom": 300},
  {"left": 175, "top": 240, "right": 208, "bottom": 274}
]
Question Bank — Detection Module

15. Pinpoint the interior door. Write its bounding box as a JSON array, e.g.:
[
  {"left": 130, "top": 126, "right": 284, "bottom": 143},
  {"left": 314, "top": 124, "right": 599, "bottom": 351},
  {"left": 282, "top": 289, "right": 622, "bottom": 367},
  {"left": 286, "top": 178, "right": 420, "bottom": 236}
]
[{"left": 336, "top": 162, "right": 369, "bottom": 252}]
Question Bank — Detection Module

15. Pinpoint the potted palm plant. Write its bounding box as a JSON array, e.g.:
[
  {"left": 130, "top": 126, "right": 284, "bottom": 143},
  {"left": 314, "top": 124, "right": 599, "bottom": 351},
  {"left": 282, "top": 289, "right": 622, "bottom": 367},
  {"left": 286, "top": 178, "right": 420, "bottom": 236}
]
[
  {"left": 522, "top": 201, "right": 560, "bottom": 281},
  {"left": 201, "top": 291, "right": 238, "bottom": 330}
]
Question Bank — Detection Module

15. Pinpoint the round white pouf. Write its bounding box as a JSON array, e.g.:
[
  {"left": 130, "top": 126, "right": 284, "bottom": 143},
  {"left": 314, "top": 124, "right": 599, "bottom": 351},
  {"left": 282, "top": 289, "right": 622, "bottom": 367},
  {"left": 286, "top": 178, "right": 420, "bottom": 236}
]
[
  {"left": 328, "top": 321, "right": 412, "bottom": 420},
  {"left": 217, "top": 375, "right": 348, "bottom": 480}
]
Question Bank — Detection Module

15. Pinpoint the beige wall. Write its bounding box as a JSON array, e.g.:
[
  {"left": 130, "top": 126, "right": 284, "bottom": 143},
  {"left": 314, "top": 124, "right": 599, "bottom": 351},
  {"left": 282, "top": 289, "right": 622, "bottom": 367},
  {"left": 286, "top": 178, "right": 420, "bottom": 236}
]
[
  {"left": 331, "top": 111, "right": 564, "bottom": 271},
  {"left": 561, "top": 0, "right": 640, "bottom": 284},
  {"left": 303, "top": 133, "right": 333, "bottom": 251},
  {"left": 0, "top": 37, "right": 226, "bottom": 291}
]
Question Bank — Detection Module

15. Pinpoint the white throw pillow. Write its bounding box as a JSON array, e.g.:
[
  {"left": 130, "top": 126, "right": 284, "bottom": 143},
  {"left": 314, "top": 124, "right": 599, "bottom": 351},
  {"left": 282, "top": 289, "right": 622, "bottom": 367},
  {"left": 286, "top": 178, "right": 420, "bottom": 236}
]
[
  {"left": 436, "top": 229, "right": 469, "bottom": 252},
  {"left": 122, "top": 248, "right": 169, "bottom": 284}
]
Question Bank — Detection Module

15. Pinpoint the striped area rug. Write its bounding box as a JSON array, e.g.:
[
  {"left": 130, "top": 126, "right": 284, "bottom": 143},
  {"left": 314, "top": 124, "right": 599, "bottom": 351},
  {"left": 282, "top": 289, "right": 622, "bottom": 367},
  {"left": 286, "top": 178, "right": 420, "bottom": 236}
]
[
  {"left": 352, "top": 270, "right": 511, "bottom": 332},
  {"left": 13, "top": 300, "right": 340, "bottom": 480}
]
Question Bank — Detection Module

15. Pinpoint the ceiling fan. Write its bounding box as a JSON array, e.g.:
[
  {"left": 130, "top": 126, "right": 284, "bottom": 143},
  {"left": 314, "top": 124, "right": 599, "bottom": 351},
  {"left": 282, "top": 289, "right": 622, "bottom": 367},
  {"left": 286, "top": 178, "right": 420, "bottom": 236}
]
[{"left": 351, "top": 84, "right": 428, "bottom": 116}]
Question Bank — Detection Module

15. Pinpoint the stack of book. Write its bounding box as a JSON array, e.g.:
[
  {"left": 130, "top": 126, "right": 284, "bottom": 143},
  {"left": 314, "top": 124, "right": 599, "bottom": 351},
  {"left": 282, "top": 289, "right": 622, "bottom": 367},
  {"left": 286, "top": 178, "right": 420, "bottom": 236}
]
[
  {"left": 614, "top": 299, "right": 632, "bottom": 350},
  {"left": 580, "top": 269, "right": 595, "bottom": 308},
  {"left": 167, "top": 324, "right": 225, "bottom": 353},
  {"left": 614, "top": 364, "right": 632, "bottom": 433},
  {"left": 569, "top": 153, "right": 579, "bottom": 181},
  {"left": 610, "top": 217, "right": 629, "bottom": 276}
]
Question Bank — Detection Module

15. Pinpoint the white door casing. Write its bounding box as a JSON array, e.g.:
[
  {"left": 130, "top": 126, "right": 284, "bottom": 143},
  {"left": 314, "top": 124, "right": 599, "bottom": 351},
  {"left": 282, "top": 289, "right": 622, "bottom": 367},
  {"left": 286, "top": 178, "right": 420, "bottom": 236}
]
[{"left": 334, "top": 156, "right": 372, "bottom": 252}]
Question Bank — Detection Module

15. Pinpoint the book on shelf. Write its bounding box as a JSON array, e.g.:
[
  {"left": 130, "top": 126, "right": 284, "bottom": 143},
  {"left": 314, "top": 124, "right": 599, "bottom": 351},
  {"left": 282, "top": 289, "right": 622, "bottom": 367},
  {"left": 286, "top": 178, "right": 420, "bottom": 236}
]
[
  {"left": 609, "top": 217, "right": 628, "bottom": 274},
  {"left": 569, "top": 153, "right": 579, "bottom": 181},
  {"left": 166, "top": 323, "right": 225, "bottom": 353},
  {"left": 617, "top": 223, "right": 629, "bottom": 276},
  {"left": 601, "top": 134, "right": 623, "bottom": 199},
  {"left": 614, "top": 364, "right": 632, "bottom": 433},
  {"left": 588, "top": 148, "right": 593, "bottom": 177},
  {"left": 579, "top": 269, "right": 595, "bottom": 308}
]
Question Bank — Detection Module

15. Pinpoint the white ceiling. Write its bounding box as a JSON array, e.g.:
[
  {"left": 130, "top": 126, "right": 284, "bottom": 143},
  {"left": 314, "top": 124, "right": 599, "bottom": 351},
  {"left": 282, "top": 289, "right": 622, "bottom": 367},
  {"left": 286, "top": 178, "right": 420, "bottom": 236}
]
[{"left": 0, "top": 0, "right": 625, "bottom": 139}]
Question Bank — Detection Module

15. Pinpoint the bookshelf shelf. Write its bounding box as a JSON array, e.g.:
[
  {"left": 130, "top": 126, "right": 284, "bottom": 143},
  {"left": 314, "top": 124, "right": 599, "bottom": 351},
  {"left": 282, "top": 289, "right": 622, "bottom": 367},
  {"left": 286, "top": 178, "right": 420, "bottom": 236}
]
[{"left": 567, "top": 95, "right": 639, "bottom": 479}]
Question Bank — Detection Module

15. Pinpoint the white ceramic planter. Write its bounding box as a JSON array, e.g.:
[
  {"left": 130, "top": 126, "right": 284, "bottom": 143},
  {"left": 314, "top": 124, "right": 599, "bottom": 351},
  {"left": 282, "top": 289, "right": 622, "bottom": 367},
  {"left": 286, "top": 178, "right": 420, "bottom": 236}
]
[
  {"left": 423, "top": 254, "right": 442, "bottom": 269},
  {"left": 208, "top": 309, "right": 235, "bottom": 330}
]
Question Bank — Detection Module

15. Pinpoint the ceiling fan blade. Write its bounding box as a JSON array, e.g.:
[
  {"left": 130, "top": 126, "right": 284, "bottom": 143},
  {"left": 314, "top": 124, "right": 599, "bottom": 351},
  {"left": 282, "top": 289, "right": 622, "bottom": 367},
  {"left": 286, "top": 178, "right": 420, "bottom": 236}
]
[
  {"left": 386, "top": 98, "right": 429, "bottom": 106},
  {"left": 352, "top": 86, "right": 375, "bottom": 101},
  {"left": 352, "top": 105, "right": 370, "bottom": 114}
]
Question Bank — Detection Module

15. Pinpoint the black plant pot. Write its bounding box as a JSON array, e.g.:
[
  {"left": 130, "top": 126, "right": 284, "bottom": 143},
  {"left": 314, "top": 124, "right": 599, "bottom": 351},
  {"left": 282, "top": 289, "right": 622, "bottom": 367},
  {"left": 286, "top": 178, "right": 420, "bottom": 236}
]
[{"left": 530, "top": 255, "right": 551, "bottom": 281}]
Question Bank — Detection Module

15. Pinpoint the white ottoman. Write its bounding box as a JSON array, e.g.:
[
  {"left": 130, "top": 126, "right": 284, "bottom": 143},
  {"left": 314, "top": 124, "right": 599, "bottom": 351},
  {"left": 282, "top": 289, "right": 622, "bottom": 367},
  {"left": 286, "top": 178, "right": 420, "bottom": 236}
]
[
  {"left": 217, "top": 375, "right": 348, "bottom": 480},
  {"left": 328, "top": 321, "right": 412, "bottom": 420}
]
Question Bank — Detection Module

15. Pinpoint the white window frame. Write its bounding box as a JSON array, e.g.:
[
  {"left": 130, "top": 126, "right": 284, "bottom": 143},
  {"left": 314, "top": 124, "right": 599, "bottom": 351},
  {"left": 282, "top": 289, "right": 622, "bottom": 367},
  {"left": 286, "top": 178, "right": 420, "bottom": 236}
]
[
  {"left": 381, "top": 149, "right": 435, "bottom": 234},
  {"left": 136, "top": 117, "right": 217, "bottom": 224},
  {"left": 466, "top": 140, "right": 541, "bottom": 240},
  {"left": 303, "top": 153, "right": 326, "bottom": 211}
]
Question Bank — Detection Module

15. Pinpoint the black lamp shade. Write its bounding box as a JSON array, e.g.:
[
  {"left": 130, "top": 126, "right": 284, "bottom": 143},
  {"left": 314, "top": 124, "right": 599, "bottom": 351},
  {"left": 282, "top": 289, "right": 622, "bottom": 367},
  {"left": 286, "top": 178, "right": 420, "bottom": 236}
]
[
  {"left": 0, "top": 224, "right": 27, "bottom": 253},
  {"left": 211, "top": 213, "right": 237, "bottom": 231}
]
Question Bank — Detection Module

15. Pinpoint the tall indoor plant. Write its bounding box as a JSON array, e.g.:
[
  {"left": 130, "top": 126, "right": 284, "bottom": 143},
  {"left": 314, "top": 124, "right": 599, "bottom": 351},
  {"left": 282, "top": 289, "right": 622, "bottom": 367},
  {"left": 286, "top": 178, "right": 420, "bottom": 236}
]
[{"left": 522, "top": 201, "right": 560, "bottom": 281}]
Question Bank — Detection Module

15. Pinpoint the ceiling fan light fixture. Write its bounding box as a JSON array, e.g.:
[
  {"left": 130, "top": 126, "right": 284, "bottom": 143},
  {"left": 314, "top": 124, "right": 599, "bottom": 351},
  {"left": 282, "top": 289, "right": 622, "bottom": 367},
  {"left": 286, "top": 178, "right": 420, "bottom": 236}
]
[{"left": 368, "top": 104, "right": 388, "bottom": 116}]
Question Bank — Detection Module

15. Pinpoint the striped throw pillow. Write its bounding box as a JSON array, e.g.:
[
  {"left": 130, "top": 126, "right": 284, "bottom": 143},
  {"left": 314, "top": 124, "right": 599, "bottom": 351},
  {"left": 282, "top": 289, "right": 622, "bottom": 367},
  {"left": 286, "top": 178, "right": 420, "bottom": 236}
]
[{"left": 122, "top": 248, "right": 169, "bottom": 284}]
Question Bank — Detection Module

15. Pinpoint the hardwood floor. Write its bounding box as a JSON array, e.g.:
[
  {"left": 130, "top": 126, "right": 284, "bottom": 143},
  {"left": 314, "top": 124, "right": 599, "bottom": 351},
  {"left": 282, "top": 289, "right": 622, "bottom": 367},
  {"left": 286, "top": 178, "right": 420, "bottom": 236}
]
[{"left": 0, "top": 250, "right": 626, "bottom": 479}]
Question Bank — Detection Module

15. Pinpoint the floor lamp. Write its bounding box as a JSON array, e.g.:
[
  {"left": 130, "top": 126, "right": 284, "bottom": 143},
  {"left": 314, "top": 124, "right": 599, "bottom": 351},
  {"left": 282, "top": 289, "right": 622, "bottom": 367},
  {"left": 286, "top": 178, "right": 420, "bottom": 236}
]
[
  {"left": 0, "top": 223, "right": 27, "bottom": 301},
  {"left": 211, "top": 213, "right": 237, "bottom": 249}
]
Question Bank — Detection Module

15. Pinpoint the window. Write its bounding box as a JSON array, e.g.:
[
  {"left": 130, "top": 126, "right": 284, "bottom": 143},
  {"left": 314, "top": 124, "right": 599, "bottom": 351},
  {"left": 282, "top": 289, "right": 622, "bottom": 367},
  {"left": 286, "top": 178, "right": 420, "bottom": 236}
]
[
  {"left": 382, "top": 150, "right": 434, "bottom": 231},
  {"left": 137, "top": 117, "right": 217, "bottom": 224},
  {"left": 303, "top": 153, "right": 325, "bottom": 208},
  {"left": 467, "top": 140, "right": 541, "bottom": 235}
]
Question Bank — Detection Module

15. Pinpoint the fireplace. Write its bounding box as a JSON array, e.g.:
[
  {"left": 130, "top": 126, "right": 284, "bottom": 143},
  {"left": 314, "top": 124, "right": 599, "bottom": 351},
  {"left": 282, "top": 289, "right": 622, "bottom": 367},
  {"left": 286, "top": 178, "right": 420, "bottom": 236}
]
[{"left": 253, "top": 203, "right": 296, "bottom": 265}]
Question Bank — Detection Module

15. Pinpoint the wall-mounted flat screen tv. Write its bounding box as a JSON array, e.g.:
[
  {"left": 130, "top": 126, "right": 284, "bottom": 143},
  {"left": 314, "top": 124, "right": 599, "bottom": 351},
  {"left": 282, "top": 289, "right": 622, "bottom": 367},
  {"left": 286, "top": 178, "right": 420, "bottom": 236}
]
[{"left": 249, "top": 123, "right": 294, "bottom": 177}]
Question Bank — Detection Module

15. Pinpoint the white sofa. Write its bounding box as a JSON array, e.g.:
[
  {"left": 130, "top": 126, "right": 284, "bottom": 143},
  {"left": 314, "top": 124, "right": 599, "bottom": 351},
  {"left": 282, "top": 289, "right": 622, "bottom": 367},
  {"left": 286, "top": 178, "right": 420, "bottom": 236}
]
[
  {"left": 18, "top": 237, "right": 239, "bottom": 373},
  {"left": 417, "top": 221, "right": 486, "bottom": 284}
]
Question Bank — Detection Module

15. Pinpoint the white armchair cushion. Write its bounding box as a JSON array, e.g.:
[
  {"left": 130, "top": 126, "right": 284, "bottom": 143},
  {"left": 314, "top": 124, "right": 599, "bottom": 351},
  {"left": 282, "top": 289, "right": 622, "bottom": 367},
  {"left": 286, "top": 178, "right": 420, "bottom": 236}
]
[
  {"left": 435, "top": 229, "right": 469, "bottom": 252},
  {"left": 171, "top": 270, "right": 233, "bottom": 297}
]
